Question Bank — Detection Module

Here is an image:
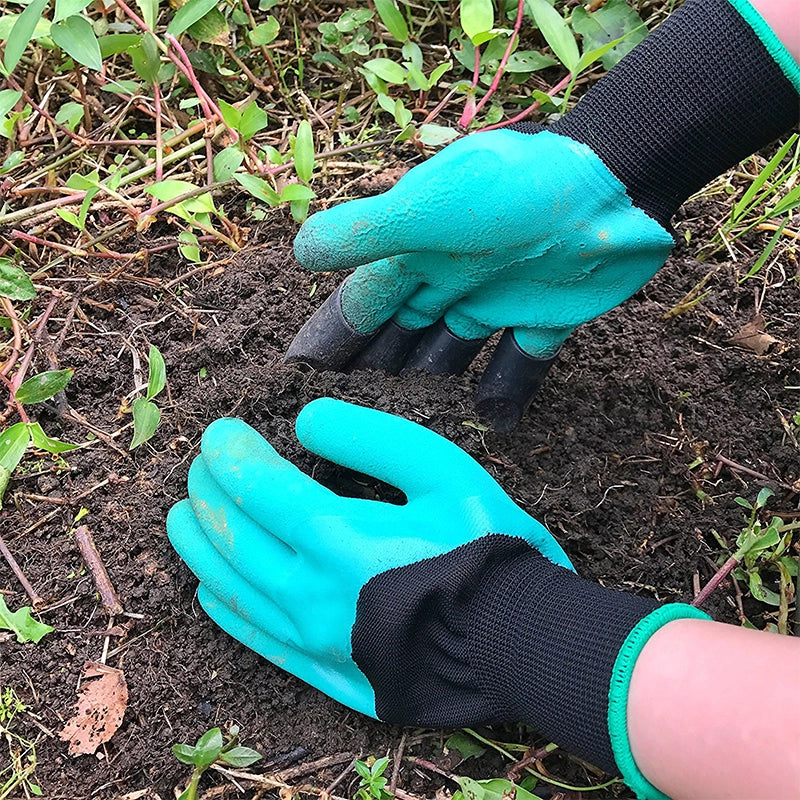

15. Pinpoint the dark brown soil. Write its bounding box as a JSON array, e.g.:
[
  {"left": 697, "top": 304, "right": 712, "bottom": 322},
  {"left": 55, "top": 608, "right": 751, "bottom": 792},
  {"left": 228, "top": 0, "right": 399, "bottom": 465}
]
[{"left": 1, "top": 191, "right": 798, "bottom": 799}]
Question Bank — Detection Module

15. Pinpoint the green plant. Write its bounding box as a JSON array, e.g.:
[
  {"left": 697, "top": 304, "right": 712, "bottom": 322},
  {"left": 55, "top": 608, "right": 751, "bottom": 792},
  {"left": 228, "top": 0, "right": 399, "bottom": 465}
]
[
  {"left": 0, "top": 596, "right": 52, "bottom": 644},
  {"left": 452, "top": 776, "right": 543, "bottom": 800},
  {"left": 354, "top": 756, "right": 393, "bottom": 800},
  {"left": 700, "top": 488, "right": 799, "bottom": 632},
  {"left": 0, "top": 686, "right": 43, "bottom": 798},
  {"left": 129, "top": 344, "right": 166, "bottom": 450},
  {"left": 172, "top": 726, "right": 261, "bottom": 800}
]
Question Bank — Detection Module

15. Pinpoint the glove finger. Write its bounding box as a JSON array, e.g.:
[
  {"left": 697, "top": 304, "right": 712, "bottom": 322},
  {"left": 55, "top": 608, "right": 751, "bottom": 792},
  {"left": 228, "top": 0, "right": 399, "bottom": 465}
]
[
  {"left": 474, "top": 328, "right": 563, "bottom": 433},
  {"left": 403, "top": 318, "right": 487, "bottom": 375},
  {"left": 198, "top": 586, "right": 378, "bottom": 718},
  {"left": 167, "top": 500, "right": 300, "bottom": 645},
  {"left": 295, "top": 397, "right": 488, "bottom": 499},
  {"left": 199, "top": 418, "right": 342, "bottom": 543}
]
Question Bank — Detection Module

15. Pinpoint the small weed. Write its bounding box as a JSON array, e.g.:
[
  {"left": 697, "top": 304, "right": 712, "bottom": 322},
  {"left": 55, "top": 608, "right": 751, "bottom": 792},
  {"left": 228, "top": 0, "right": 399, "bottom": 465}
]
[
  {"left": 129, "top": 344, "right": 166, "bottom": 450},
  {"left": 354, "top": 756, "right": 393, "bottom": 800},
  {"left": 172, "top": 725, "right": 261, "bottom": 800},
  {"left": 0, "top": 687, "right": 43, "bottom": 799}
]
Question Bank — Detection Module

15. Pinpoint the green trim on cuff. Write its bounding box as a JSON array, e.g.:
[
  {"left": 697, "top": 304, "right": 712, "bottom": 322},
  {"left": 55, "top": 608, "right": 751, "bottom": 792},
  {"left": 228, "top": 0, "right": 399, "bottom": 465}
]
[
  {"left": 607, "top": 604, "right": 711, "bottom": 800},
  {"left": 727, "top": 0, "right": 800, "bottom": 93}
]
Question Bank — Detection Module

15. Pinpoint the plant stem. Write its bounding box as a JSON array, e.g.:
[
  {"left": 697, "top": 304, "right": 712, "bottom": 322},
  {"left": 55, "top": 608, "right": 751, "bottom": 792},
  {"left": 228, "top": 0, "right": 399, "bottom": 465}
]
[
  {"left": 478, "top": 72, "right": 573, "bottom": 132},
  {"left": 692, "top": 554, "right": 740, "bottom": 607}
]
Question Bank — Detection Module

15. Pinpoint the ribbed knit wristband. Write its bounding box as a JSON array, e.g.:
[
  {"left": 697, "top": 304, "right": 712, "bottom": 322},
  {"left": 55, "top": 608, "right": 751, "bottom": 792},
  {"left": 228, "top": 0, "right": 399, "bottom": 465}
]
[
  {"left": 512, "top": 0, "right": 800, "bottom": 228},
  {"left": 351, "top": 534, "right": 705, "bottom": 779}
]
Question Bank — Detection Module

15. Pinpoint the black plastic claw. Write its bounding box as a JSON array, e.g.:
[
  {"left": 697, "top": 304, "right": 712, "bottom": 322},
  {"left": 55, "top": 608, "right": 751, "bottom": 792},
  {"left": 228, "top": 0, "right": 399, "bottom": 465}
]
[
  {"left": 284, "top": 281, "right": 374, "bottom": 370},
  {"left": 404, "top": 319, "right": 487, "bottom": 375},
  {"left": 350, "top": 321, "right": 427, "bottom": 374},
  {"left": 474, "top": 329, "right": 560, "bottom": 432}
]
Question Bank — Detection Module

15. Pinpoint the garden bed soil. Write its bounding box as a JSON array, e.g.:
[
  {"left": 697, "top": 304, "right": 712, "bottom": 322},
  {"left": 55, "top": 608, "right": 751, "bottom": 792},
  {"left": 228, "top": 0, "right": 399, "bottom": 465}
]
[{"left": 1, "top": 192, "right": 798, "bottom": 799}]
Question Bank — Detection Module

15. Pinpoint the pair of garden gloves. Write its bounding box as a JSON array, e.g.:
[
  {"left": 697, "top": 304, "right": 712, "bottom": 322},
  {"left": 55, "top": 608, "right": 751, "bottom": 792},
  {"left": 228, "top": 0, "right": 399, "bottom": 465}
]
[{"left": 167, "top": 2, "right": 800, "bottom": 798}]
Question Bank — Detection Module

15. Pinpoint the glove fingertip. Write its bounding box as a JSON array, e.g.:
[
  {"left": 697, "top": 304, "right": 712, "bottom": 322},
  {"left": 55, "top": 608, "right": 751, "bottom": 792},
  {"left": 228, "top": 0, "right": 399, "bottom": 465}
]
[
  {"left": 201, "top": 417, "right": 274, "bottom": 465},
  {"left": 295, "top": 397, "right": 351, "bottom": 448},
  {"left": 166, "top": 499, "right": 202, "bottom": 555}
]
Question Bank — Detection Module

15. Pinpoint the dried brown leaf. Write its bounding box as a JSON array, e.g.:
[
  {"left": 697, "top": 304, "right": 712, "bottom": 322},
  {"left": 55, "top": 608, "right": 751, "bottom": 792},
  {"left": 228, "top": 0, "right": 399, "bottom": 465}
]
[
  {"left": 728, "top": 313, "right": 777, "bottom": 355},
  {"left": 60, "top": 662, "right": 128, "bottom": 755}
]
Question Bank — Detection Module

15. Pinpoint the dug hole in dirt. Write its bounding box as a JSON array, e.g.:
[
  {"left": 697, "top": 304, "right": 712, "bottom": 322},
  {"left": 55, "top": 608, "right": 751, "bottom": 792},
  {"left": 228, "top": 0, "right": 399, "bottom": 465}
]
[{"left": 1, "top": 189, "right": 798, "bottom": 799}]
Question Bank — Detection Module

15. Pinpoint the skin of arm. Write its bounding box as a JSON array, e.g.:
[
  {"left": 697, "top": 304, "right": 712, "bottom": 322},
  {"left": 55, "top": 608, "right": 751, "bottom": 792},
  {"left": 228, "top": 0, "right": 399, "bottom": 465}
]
[
  {"left": 627, "top": 618, "right": 800, "bottom": 799},
  {"left": 749, "top": 0, "right": 800, "bottom": 59}
]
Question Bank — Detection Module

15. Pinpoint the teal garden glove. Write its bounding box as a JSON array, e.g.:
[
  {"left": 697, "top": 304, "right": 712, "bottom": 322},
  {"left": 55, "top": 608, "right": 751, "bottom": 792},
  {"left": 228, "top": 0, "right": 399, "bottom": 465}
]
[
  {"left": 167, "top": 398, "right": 708, "bottom": 799},
  {"left": 287, "top": 0, "right": 800, "bottom": 432}
]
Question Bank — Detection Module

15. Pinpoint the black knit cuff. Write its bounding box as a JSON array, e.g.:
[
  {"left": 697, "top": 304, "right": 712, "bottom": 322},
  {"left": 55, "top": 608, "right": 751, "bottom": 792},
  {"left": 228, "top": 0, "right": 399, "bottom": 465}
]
[
  {"left": 515, "top": 0, "right": 799, "bottom": 227},
  {"left": 351, "top": 534, "right": 660, "bottom": 773}
]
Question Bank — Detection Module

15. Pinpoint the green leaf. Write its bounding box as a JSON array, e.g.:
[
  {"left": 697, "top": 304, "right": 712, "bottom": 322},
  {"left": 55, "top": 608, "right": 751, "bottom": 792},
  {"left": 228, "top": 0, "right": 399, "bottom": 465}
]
[
  {"left": 146, "top": 344, "right": 166, "bottom": 400},
  {"left": 354, "top": 761, "right": 372, "bottom": 780},
  {"left": 234, "top": 173, "right": 280, "bottom": 205},
  {"left": 0, "top": 259, "right": 35, "bottom": 301},
  {"left": 193, "top": 727, "right": 224, "bottom": 769},
  {"left": 279, "top": 184, "right": 315, "bottom": 202},
  {"left": 460, "top": 0, "right": 494, "bottom": 44},
  {"left": 54, "top": 100, "right": 85, "bottom": 132},
  {"left": 99, "top": 33, "right": 142, "bottom": 57},
  {"left": 178, "top": 230, "right": 202, "bottom": 263},
  {"left": 218, "top": 98, "right": 241, "bottom": 131},
  {"left": 429, "top": 61, "right": 451, "bottom": 85},
  {"left": 445, "top": 732, "right": 487, "bottom": 761},
  {"left": 27, "top": 422, "right": 78, "bottom": 453},
  {"left": 145, "top": 181, "right": 216, "bottom": 216},
  {"left": 167, "top": 0, "right": 219, "bottom": 36},
  {"left": 525, "top": 0, "right": 579, "bottom": 72},
  {"left": 56, "top": 208, "right": 82, "bottom": 230},
  {"left": 220, "top": 745, "right": 262, "bottom": 768},
  {"left": 363, "top": 57, "right": 407, "bottom": 84},
  {"left": 137, "top": 0, "right": 159, "bottom": 30},
  {"left": 239, "top": 101, "right": 268, "bottom": 142},
  {"left": 213, "top": 146, "right": 244, "bottom": 181},
  {"left": 374, "top": 0, "right": 408, "bottom": 42},
  {"left": 504, "top": 50, "right": 557, "bottom": 73},
  {"left": 0, "top": 89, "right": 22, "bottom": 119},
  {"left": 0, "top": 595, "right": 53, "bottom": 644},
  {"left": 0, "top": 150, "right": 25, "bottom": 174},
  {"left": 293, "top": 119, "right": 315, "bottom": 183},
  {"left": 15, "top": 369, "right": 74, "bottom": 405},
  {"left": 172, "top": 743, "right": 199, "bottom": 766},
  {"left": 417, "top": 123, "right": 459, "bottom": 146},
  {"left": 289, "top": 197, "right": 311, "bottom": 223},
  {"left": 129, "top": 32, "right": 161, "bottom": 83},
  {"left": 250, "top": 16, "right": 279, "bottom": 45},
  {"left": 54, "top": 0, "right": 92, "bottom": 23},
  {"left": 188, "top": 7, "right": 228, "bottom": 45},
  {"left": 130, "top": 397, "right": 161, "bottom": 449},
  {"left": 50, "top": 16, "right": 104, "bottom": 72},
  {"left": 3, "top": 0, "right": 50, "bottom": 75},
  {"left": 0, "top": 422, "right": 30, "bottom": 475},
  {"left": 571, "top": 0, "right": 646, "bottom": 69},
  {"left": 755, "top": 487, "right": 774, "bottom": 509}
]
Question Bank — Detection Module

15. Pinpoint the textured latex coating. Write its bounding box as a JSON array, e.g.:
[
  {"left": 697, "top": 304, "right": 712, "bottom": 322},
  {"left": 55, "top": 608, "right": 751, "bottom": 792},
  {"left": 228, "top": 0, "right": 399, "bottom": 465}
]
[
  {"left": 167, "top": 398, "right": 573, "bottom": 718},
  {"left": 293, "top": 130, "right": 674, "bottom": 359}
]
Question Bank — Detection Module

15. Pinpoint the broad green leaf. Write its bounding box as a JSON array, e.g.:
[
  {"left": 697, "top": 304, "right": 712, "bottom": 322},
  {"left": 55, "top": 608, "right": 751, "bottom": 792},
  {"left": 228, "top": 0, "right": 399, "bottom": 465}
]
[
  {"left": 363, "top": 57, "right": 407, "bottom": 84},
  {"left": 290, "top": 197, "right": 311, "bottom": 223},
  {"left": 293, "top": 119, "right": 315, "bottom": 183},
  {"left": 167, "top": 0, "right": 219, "bottom": 36},
  {"left": 3, "top": 0, "right": 50, "bottom": 74},
  {"left": 239, "top": 101, "right": 268, "bottom": 141},
  {"left": 279, "top": 184, "right": 315, "bottom": 202},
  {"left": 16, "top": 369, "right": 74, "bottom": 404},
  {"left": 137, "top": 0, "right": 159, "bottom": 30},
  {"left": 250, "top": 16, "right": 279, "bottom": 45},
  {"left": 146, "top": 344, "right": 166, "bottom": 400},
  {"left": 374, "top": 0, "right": 408, "bottom": 42},
  {"left": 172, "top": 743, "right": 198, "bottom": 766},
  {"left": 376, "top": 93, "right": 395, "bottom": 115},
  {"left": 54, "top": 100, "right": 84, "bottom": 132},
  {"left": 0, "top": 259, "right": 34, "bottom": 301},
  {"left": 429, "top": 61, "right": 451, "bottom": 85},
  {"left": 145, "top": 180, "right": 215, "bottom": 215},
  {"left": 445, "top": 732, "right": 487, "bottom": 761},
  {"left": 525, "top": 0, "right": 579, "bottom": 72},
  {"left": 417, "top": 123, "right": 459, "bottom": 146},
  {"left": 505, "top": 50, "right": 557, "bottom": 73},
  {"left": 54, "top": 0, "right": 93, "bottom": 23},
  {"left": 393, "top": 98, "right": 412, "bottom": 128},
  {"left": 56, "top": 208, "right": 82, "bottom": 230},
  {"left": 218, "top": 98, "right": 241, "bottom": 131},
  {"left": 50, "top": 16, "right": 104, "bottom": 72},
  {"left": 336, "top": 8, "right": 373, "bottom": 33},
  {"left": 234, "top": 173, "right": 280, "bottom": 205},
  {"left": 404, "top": 63, "right": 429, "bottom": 91},
  {"left": 571, "top": 0, "right": 646, "bottom": 69},
  {"left": 213, "top": 146, "right": 244, "bottom": 181},
  {"left": 99, "top": 33, "right": 142, "bottom": 57},
  {"left": 0, "top": 150, "right": 25, "bottom": 174},
  {"left": 0, "top": 89, "right": 22, "bottom": 119},
  {"left": 188, "top": 7, "right": 228, "bottom": 45},
  {"left": 193, "top": 727, "right": 224, "bottom": 769},
  {"left": 453, "top": 776, "right": 541, "bottom": 800},
  {"left": 220, "top": 745, "right": 262, "bottom": 768},
  {"left": 130, "top": 397, "right": 161, "bottom": 449},
  {"left": 402, "top": 40, "right": 422, "bottom": 68},
  {"left": 0, "top": 13, "right": 51, "bottom": 43},
  {"left": 0, "top": 595, "right": 53, "bottom": 644},
  {"left": 129, "top": 32, "right": 161, "bottom": 82},
  {"left": 0, "top": 422, "right": 30, "bottom": 473},
  {"left": 27, "top": 422, "right": 78, "bottom": 453},
  {"left": 178, "top": 230, "right": 202, "bottom": 263},
  {"left": 755, "top": 487, "right": 775, "bottom": 508},
  {"left": 460, "top": 0, "right": 494, "bottom": 44}
]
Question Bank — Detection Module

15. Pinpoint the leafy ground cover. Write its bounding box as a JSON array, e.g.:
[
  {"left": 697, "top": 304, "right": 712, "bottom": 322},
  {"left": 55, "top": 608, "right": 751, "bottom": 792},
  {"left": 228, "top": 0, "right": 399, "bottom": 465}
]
[{"left": 0, "top": 0, "right": 798, "bottom": 798}]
